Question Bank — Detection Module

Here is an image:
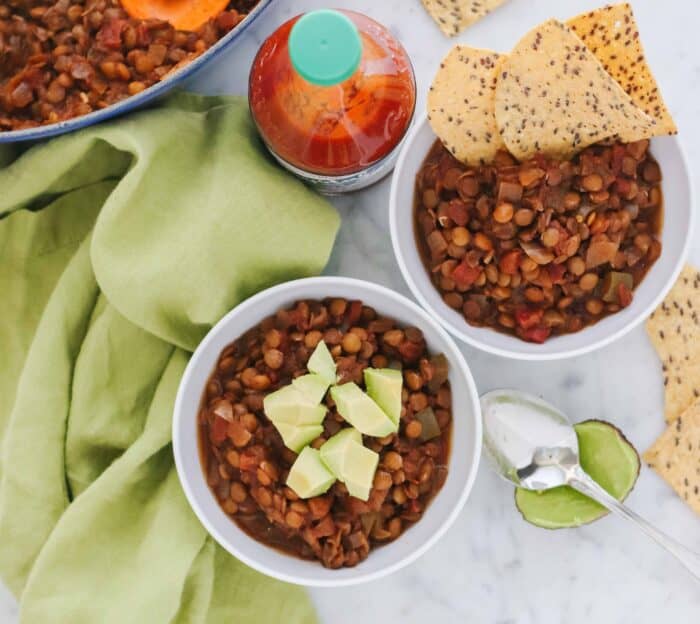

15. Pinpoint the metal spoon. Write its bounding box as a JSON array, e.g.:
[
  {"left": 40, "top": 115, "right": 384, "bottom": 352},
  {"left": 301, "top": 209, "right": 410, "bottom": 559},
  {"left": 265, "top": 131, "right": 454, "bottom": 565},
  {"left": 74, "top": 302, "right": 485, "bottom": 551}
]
[{"left": 480, "top": 389, "right": 700, "bottom": 580}]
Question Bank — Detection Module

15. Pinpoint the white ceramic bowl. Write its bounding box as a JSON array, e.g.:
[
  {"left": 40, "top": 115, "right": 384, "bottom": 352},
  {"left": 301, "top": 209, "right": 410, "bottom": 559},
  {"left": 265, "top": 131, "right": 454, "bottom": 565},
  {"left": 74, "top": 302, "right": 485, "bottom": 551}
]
[
  {"left": 173, "top": 277, "right": 481, "bottom": 587},
  {"left": 390, "top": 114, "right": 694, "bottom": 361}
]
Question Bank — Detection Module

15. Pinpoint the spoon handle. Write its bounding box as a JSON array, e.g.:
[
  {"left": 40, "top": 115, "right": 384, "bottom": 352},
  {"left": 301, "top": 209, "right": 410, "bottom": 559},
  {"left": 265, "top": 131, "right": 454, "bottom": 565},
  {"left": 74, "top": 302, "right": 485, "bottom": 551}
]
[{"left": 568, "top": 466, "right": 700, "bottom": 581}]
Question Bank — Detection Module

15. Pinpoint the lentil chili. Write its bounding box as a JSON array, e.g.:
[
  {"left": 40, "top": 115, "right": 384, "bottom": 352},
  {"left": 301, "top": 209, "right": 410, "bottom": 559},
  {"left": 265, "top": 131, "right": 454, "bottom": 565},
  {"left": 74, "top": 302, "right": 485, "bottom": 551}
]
[
  {"left": 198, "top": 298, "right": 453, "bottom": 569},
  {"left": 414, "top": 139, "right": 663, "bottom": 343},
  {"left": 0, "top": 0, "right": 258, "bottom": 130}
]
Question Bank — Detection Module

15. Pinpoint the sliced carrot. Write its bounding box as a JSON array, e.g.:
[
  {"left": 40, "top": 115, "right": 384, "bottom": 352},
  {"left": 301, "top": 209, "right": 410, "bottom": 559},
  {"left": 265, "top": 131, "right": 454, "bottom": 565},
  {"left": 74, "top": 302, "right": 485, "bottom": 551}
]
[{"left": 120, "top": 0, "right": 230, "bottom": 32}]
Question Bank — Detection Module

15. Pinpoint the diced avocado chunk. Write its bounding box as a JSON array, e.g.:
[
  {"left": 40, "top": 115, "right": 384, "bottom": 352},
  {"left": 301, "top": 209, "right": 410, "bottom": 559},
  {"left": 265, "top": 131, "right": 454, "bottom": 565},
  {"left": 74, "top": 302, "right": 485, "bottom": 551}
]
[
  {"left": 276, "top": 423, "right": 324, "bottom": 453},
  {"left": 319, "top": 428, "right": 378, "bottom": 501},
  {"left": 307, "top": 341, "right": 336, "bottom": 385},
  {"left": 286, "top": 447, "right": 336, "bottom": 499},
  {"left": 271, "top": 403, "right": 326, "bottom": 427},
  {"left": 264, "top": 385, "right": 326, "bottom": 427},
  {"left": 515, "top": 420, "right": 640, "bottom": 529},
  {"left": 364, "top": 368, "right": 403, "bottom": 425},
  {"left": 264, "top": 385, "right": 312, "bottom": 418},
  {"left": 342, "top": 443, "right": 379, "bottom": 501},
  {"left": 319, "top": 427, "right": 362, "bottom": 477},
  {"left": 330, "top": 383, "right": 397, "bottom": 437},
  {"left": 292, "top": 373, "right": 330, "bottom": 404}
]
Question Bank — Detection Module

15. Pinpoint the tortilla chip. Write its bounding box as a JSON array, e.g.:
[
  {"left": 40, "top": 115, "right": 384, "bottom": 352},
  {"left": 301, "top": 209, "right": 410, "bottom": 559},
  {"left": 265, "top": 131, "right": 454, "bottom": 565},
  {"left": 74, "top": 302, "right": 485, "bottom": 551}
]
[
  {"left": 428, "top": 46, "right": 505, "bottom": 165},
  {"left": 494, "top": 19, "right": 658, "bottom": 161},
  {"left": 643, "top": 399, "right": 700, "bottom": 516},
  {"left": 421, "top": 0, "right": 508, "bottom": 37},
  {"left": 646, "top": 265, "right": 700, "bottom": 422},
  {"left": 568, "top": 3, "right": 677, "bottom": 135},
  {"left": 661, "top": 362, "right": 700, "bottom": 425}
]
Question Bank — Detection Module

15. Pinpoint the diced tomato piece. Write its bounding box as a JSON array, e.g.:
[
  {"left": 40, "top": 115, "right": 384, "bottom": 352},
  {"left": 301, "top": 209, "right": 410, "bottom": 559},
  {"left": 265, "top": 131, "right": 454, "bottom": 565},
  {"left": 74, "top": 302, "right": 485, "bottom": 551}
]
[
  {"left": 451, "top": 261, "right": 481, "bottom": 287},
  {"left": 239, "top": 446, "right": 265, "bottom": 472},
  {"left": 398, "top": 339, "right": 423, "bottom": 362},
  {"left": 611, "top": 144, "right": 626, "bottom": 175},
  {"left": 547, "top": 263, "right": 566, "bottom": 284},
  {"left": 618, "top": 282, "right": 633, "bottom": 308},
  {"left": 346, "top": 300, "right": 363, "bottom": 326},
  {"left": 499, "top": 249, "right": 522, "bottom": 275},
  {"left": 518, "top": 325, "right": 551, "bottom": 344},
  {"left": 614, "top": 177, "right": 634, "bottom": 197},
  {"left": 210, "top": 416, "right": 229, "bottom": 445},
  {"left": 97, "top": 19, "right": 127, "bottom": 49},
  {"left": 515, "top": 307, "right": 544, "bottom": 330},
  {"left": 447, "top": 199, "right": 469, "bottom": 226}
]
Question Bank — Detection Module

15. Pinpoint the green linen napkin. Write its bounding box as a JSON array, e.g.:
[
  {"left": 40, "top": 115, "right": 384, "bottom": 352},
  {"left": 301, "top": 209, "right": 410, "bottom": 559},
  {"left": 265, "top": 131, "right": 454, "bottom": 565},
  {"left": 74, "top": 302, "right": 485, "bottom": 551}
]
[{"left": 0, "top": 93, "right": 340, "bottom": 624}]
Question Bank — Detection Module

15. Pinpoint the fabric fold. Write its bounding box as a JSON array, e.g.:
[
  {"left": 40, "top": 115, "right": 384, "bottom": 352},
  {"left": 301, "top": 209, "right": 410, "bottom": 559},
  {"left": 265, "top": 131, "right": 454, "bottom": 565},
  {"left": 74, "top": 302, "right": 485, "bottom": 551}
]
[
  {"left": 0, "top": 236, "right": 100, "bottom": 595},
  {"left": 0, "top": 94, "right": 335, "bottom": 624}
]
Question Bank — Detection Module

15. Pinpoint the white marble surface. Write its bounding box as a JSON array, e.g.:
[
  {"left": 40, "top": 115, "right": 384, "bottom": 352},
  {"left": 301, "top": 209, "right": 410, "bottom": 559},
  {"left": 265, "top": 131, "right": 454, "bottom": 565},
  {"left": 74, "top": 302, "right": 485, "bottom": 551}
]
[{"left": 2, "top": 0, "right": 699, "bottom": 622}]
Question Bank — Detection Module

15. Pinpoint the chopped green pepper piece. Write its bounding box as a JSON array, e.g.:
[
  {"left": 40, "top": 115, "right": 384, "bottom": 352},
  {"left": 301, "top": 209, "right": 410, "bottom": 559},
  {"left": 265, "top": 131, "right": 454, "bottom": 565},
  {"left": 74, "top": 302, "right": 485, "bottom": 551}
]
[
  {"left": 601, "top": 271, "right": 634, "bottom": 303},
  {"left": 427, "top": 353, "right": 449, "bottom": 392},
  {"left": 415, "top": 407, "right": 441, "bottom": 441}
]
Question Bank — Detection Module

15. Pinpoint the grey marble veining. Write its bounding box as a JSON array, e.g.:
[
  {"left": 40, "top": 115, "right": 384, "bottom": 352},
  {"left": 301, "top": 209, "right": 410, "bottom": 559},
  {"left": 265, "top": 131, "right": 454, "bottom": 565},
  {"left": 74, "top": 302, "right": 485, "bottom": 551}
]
[{"left": 1, "top": 1, "right": 699, "bottom": 622}]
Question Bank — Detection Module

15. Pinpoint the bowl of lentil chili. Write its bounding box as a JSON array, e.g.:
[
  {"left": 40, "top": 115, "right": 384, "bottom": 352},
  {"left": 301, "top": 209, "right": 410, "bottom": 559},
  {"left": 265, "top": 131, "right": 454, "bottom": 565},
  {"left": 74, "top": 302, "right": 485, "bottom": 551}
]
[
  {"left": 0, "top": 0, "right": 271, "bottom": 143},
  {"left": 390, "top": 115, "right": 693, "bottom": 360},
  {"left": 173, "top": 277, "right": 481, "bottom": 586}
]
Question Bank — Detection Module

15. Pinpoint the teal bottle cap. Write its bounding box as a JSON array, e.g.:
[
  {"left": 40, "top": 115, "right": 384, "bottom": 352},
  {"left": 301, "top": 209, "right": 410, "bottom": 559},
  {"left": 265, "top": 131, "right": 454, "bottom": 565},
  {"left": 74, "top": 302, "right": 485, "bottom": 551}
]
[{"left": 288, "top": 10, "right": 362, "bottom": 87}]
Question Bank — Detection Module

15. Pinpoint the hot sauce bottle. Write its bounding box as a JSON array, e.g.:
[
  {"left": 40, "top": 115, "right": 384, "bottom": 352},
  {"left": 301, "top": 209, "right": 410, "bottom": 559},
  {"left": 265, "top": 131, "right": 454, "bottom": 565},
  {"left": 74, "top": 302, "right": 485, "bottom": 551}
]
[{"left": 249, "top": 9, "right": 416, "bottom": 194}]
